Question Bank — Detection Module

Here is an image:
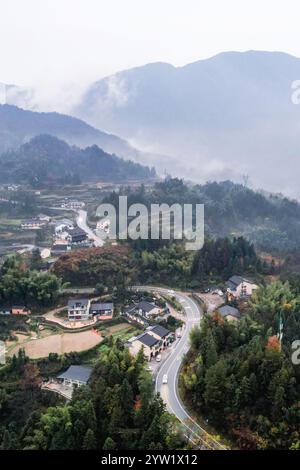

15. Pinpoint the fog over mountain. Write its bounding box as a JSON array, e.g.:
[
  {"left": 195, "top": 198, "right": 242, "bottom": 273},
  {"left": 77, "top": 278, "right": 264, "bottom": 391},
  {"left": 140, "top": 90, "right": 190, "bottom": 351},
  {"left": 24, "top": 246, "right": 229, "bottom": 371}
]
[
  {"left": 0, "top": 104, "right": 161, "bottom": 165},
  {"left": 72, "top": 50, "right": 300, "bottom": 197}
]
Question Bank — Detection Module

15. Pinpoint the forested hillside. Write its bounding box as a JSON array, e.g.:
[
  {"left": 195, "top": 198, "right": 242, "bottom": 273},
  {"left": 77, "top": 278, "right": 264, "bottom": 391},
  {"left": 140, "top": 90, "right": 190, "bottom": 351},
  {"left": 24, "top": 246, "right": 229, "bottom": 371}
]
[
  {"left": 103, "top": 178, "right": 300, "bottom": 251},
  {"left": 181, "top": 281, "right": 300, "bottom": 449},
  {"left": 0, "top": 345, "right": 184, "bottom": 450},
  {"left": 0, "top": 134, "right": 156, "bottom": 186}
]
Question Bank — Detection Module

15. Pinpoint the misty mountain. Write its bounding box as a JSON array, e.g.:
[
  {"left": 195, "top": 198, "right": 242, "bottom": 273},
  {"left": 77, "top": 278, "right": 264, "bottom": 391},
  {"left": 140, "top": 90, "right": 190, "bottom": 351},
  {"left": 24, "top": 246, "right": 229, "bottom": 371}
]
[
  {"left": 74, "top": 51, "right": 300, "bottom": 197},
  {"left": 0, "top": 134, "right": 156, "bottom": 186},
  {"left": 0, "top": 103, "right": 157, "bottom": 164}
]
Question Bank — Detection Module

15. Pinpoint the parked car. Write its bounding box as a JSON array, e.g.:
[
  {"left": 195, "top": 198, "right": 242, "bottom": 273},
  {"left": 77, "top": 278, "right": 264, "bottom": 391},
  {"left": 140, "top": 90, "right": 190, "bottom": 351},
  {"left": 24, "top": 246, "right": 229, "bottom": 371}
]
[
  {"left": 162, "top": 374, "right": 168, "bottom": 384},
  {"left": 156, "top": 354, "right": 162, "bottom": 362}
]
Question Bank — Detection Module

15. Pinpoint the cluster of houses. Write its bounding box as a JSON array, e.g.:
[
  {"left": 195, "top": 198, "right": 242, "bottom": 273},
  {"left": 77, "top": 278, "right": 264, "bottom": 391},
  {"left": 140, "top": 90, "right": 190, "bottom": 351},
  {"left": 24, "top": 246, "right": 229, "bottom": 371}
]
[
  {"left": 212, "top": 276, "right": 259, "bottom": 322},
  {"left": 21, "top": 214, "right": 51, "bottom": 230},
  {"left": 0, "top": 305, "right": 31, "bottom": 316},
  {"left": 51, "top": 219, "right": 90, "bottom": 255},
  {"left": 128, "top": 324, "right": 173, "bottom": 361},
  {"left": 67, "top": 298, "right": 114, "bottom": 322},
  {"left": 123, "top": 300, "right": 165, "bottom": 327}
]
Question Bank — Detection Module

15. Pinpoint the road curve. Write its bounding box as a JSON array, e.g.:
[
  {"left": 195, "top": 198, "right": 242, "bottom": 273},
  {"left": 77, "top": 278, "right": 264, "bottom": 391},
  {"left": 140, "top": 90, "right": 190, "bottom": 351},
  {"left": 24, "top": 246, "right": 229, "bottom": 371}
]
[
  {"left": 133, "top": 286, "right": 226, "bottom": 450},
  {"left": 76, "top": 210, "right": 104, "bottom": 247}
]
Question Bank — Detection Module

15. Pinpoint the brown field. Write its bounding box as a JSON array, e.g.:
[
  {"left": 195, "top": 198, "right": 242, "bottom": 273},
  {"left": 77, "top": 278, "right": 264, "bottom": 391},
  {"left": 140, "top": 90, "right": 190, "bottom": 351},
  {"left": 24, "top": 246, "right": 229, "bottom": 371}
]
[
  {"left": 105, "top": 323, "right": 131, "bottom": 334},
  {"left": 9, "top": 330, "right": 103, "bottom": 359}
]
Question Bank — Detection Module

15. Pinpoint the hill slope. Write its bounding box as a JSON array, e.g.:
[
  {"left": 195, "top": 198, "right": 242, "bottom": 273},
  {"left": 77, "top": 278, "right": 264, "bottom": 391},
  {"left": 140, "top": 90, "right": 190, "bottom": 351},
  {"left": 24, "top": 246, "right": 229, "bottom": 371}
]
[
  {"left": 0, "top": 134, "right": 156, "bottom": 186},
  {"left": 0, "top": 104, "right": 153, "bottom": 163}
]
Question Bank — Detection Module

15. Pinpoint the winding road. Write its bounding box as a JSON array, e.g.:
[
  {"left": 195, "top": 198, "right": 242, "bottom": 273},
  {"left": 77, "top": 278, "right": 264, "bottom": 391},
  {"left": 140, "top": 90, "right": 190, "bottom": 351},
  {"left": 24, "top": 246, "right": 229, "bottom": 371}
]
[
  {"left": 133, "top": 286, "right": 226, "bottom": 450},
  {"left": 76, "top": 210, "right": 104, "bottom": 247}
]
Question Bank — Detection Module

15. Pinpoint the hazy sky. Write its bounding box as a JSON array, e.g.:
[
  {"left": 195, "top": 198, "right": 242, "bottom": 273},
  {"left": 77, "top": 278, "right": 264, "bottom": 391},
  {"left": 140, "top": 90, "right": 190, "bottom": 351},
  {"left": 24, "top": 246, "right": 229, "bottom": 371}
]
[{"left": 1, "top": 0, "right": 300, "bottom": 90}]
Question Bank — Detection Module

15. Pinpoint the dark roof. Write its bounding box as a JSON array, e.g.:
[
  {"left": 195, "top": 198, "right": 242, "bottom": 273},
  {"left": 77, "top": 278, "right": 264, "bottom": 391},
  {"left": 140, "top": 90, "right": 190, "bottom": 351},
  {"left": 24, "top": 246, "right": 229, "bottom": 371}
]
[
  {"left": 137, "top": 333, "right": 158, "bottom": 348},
  {"left": 124, "top": 304, "right": 137, "bottom": 314},
  {"left": 90, "top": 302, "right": 114, "bottom": 311},
  {"left": 68, "top": 227, "right": 86, "bottom": 237},
  {"left": 149, "top": 325, "right": 170, "bottom": 338},
  {"left": 137, "top": 300, "right": 157, "bottom": 313},
  {"left": 68, "top": 298, "right": 89, "bottom": 309},
  {"left": 227, "top": 276, "right": 255, "bottom": 290},
  {"left": 218, "top": 305, "right": 240, "bottom": 318},
  {"left": 57, "top": 365, "right": 93, "bottom": 384},
  {"left": 51, "top": 244, "right": 70, "bottom": 252}
]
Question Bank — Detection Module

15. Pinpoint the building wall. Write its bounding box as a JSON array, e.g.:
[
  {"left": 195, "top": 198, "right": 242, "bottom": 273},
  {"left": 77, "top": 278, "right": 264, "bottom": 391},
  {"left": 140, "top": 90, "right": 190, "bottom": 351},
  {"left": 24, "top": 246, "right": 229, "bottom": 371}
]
[{"left": 129, "top": 341, "right": 152, "bottom": 360}]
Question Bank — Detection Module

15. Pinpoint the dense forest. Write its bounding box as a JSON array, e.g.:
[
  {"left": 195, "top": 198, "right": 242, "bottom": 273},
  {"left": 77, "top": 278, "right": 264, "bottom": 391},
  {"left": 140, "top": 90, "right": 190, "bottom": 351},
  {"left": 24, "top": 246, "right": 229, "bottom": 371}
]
[
  {"left": 52, "top": 237, "right": 264, "bottom": 289},
  {"left": 102, "top": 178, "right": 300, "bottom": 252},
  {"left": 0, "top": 256, "right": 64, "bottom": 311},
  {"left": 0, "top": 345, "right": 184, "bottom": 450},
  {"left": 181, "top": 280, "right": 300, "bottom": 449},
  {"left": 0, "top": 135, "right": 156, "bottom": 187}
]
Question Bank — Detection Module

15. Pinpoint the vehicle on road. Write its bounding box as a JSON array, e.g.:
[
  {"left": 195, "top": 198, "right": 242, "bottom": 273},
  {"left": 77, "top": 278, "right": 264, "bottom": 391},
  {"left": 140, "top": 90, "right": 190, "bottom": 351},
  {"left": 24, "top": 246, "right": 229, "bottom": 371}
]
[
  {"left": 162, "top": 374, "right": 168, "bottom": 384},
  {"left": 156, "top": 354, "right": 162, "bottom": 362}
]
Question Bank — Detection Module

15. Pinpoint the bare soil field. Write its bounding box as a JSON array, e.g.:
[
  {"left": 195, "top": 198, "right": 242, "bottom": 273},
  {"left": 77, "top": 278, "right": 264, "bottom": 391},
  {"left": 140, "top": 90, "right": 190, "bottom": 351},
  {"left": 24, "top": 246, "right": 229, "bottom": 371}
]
[{"left": 9, "top": 330, "right": 103, "bottom": 359}]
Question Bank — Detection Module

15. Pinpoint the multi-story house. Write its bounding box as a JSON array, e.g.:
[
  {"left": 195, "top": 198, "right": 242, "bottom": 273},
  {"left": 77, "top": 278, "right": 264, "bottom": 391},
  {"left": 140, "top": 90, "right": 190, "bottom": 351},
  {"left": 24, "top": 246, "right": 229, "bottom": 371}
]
[{"left": 68, "top": 298, "right": 91, "bottom": 321}]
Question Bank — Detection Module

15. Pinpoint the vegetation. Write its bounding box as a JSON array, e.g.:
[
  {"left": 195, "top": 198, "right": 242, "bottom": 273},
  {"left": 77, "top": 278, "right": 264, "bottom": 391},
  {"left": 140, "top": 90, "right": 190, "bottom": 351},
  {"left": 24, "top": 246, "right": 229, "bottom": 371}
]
[
  {"left": 191, "top": 237, "right": 262, "bottom": 282},
  {"left": 103, "top": 178, "right": 300, "bottom": 252},
  {"left": 0, "top": 255, "right": 64, "bottom": 308},
  {"left": 181, "top": 281, "right": 300, "bottom": 449},
  {"left": 0, "top": 135, "right": 156, "bottom": 187},
  {"left": 0, "top": 345, "right": 184, "bottom": 450}
]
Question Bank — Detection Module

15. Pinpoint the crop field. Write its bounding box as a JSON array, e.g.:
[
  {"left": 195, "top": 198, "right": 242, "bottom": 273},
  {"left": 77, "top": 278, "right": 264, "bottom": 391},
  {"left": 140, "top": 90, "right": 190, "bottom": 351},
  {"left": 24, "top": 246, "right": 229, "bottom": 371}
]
[{"left": 8, "top": 329, "right": 103, "bottom": 359}]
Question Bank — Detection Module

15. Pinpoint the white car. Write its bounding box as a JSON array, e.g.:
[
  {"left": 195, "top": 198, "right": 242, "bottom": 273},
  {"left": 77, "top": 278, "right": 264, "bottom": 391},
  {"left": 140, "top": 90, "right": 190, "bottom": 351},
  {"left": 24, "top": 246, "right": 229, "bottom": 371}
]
[
  {"left": 162, "top": 374, "right": 168, "bottom": 384},
  {"left": 156, "top": 354, "right": 162, "bottom": 362}
]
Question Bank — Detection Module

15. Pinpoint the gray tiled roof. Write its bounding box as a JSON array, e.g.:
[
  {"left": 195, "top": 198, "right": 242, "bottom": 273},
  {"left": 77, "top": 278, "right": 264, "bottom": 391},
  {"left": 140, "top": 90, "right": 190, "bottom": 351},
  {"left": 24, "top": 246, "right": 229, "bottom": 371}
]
[
  {"left": 57, "top": 365, "right": 93, "bottom": 383},
  {"left": 90, "top": 302, "right": 113, "bottom": 311},
  {"left": 218, "top": 305, "right": 240, "bottom": 318},
  {"left": 67, "top": 298, "right": 89, "bottom": 309},
  {"left": 138, "top": 333, "right": 158, "bottom": 348},
  {"left": 137, "top": 300, "right": 157, "bottom": 313},
  {"left": 149, "top": 325, "right": 170, "bottom": 338}
]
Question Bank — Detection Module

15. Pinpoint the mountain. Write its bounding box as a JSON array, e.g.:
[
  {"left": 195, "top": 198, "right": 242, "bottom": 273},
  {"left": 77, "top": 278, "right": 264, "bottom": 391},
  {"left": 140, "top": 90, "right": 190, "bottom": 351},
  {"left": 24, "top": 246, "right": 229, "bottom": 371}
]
[
  {"left": 74, "top": 51, "right": 300, "bottom": 197},
  {"left": 0, "top": 104, "right": 158, "bottom": 164},
  {"left": 0, "top": 134, "right": 156, "bottom": 186}
]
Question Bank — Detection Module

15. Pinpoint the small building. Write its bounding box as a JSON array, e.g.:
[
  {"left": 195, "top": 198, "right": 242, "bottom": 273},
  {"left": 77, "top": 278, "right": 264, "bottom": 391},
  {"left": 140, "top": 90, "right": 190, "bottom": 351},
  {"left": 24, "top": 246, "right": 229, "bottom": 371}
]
[
  {"left": 146, "top": 325, "right": 173, "bottom": 348},
  {"left": 11, "top": 306, "right": 31, "bottom": 315},
  {"left": 218, "top": 305, "right": 240, "bottom": 321},
  {"left": 129, "top": 333, "right": 162, "bottom": 361},
  {"left": 226, "top": 276, "right": 258, "bottom": 299},
  {"left": 51, "top": 243, "right": 71, "bottom": 256},
  {"left": 57, "top": 365, "right": 93, "bottom": 387},
  {"left": 136, "top": 300, "right": 162, "bottom": 319},
  {"left": 90, "top": 302, "right": 114, "bottom": 320},
  {"left": 61, "top": 200, "right": 85, "bottom": 210},
  {"left": 54, "top": 218, "right": 74, "bottom": 234},
  {"left": 68, "top": 298, "right": 91, "bottom": 321},
  {"left": 21, "top": 218, "right": 46, "bottom": 230},
  {"left": 123, "top": 305, "right": 149, "bottom": 327},
  {"left": 38, "top": 214, "right": 51, "bottom": 222},
  {"left": 67, "top": 227, "right": 87, "bottom": 245}
]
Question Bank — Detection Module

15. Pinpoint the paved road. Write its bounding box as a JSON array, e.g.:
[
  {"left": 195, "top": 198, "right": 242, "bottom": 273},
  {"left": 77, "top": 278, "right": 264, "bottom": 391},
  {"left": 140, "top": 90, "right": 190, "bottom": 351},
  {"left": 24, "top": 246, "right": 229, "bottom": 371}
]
[
  {"left": 133, "top": 286, "right": 226, "bottom": 450},
  {"left": 76, "top": 210, "right": 104, "bottom": 247}
]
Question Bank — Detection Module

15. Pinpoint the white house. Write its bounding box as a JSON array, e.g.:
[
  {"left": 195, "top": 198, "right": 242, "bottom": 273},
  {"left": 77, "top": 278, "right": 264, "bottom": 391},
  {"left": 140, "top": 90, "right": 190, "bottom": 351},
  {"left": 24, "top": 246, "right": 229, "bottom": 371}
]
[
  {"left": 68, "top": 298, "right": 91, "bottom": 321},
  {"left": 226, "top": 276, "right": 258, "bottom": 299}
]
